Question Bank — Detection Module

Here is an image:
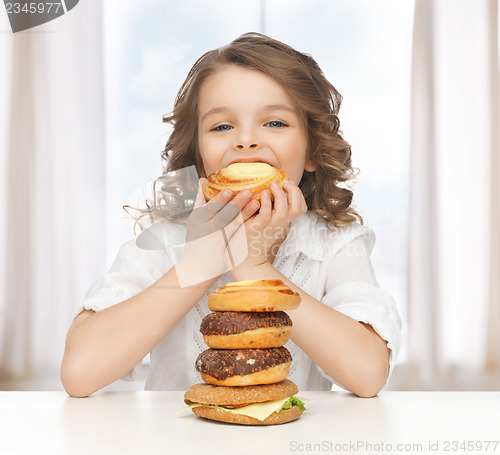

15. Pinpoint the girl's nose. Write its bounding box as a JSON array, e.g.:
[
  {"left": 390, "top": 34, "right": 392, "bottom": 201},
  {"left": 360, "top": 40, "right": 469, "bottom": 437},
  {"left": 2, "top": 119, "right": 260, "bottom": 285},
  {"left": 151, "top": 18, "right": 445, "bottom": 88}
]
[
  {"left": 236, "top": 142, "right": 259, "bottom": 150},
  {"left": 234, "top": 128, "right": 261, "bottom": 151}
]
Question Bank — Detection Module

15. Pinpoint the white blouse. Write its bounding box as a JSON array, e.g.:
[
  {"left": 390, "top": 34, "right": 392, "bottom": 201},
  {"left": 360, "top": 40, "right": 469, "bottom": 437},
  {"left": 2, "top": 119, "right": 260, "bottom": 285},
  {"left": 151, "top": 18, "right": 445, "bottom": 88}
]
[{"left": 77, "top": 211, "right": 402, "bottom": 391}]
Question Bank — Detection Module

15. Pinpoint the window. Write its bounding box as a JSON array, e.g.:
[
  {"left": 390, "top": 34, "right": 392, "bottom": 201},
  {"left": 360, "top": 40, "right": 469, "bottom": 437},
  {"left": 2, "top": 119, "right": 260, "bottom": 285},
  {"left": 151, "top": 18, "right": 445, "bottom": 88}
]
[{"left": 103, "top": 0, "right": 415, "bottom": 365}]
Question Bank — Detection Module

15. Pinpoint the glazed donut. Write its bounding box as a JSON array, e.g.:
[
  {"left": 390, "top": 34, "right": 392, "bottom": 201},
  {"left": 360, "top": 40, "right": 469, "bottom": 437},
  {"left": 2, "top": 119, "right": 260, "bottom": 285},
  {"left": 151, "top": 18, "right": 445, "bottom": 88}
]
[
  {"left": 195, "top": 347, "right": 292, "bottom": 386},
  {"left": 200, "top": 311, "right": 292, "bottom": 349},
  {"left": 202, "top": 162, "right": 288, "bottom": 201},
  {"left": 208, "top": 279, "right": 301, "bottom": 312}
]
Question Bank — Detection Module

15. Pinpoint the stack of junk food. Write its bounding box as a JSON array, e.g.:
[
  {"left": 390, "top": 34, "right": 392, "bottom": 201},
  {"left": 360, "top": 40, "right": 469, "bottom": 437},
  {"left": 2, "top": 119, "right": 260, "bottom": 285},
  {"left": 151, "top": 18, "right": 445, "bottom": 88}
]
[{"left": 184, "top": 279, "right": 307, "bottom": 425}]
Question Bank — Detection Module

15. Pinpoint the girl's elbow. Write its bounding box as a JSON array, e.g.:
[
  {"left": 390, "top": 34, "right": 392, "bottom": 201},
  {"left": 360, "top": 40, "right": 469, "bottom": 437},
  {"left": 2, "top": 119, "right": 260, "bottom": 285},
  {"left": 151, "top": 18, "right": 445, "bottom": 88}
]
[
  {"left": 354, "top": 337, "right": 391, "bottom": 397},
  {"left": 353, "top": 380, "right": 385, "bottom": 398},
  {"left": 61, "top": 376, "right": 94, "bottom": 398},
  {"left": 60, "top": 360, "right": 94, "bottom": 398},
  {"left": 353, "top": 363, "right": 389, "bottom": 398},
  {"left": 63, "top": 385, "right": 92, "bottom": 399}
]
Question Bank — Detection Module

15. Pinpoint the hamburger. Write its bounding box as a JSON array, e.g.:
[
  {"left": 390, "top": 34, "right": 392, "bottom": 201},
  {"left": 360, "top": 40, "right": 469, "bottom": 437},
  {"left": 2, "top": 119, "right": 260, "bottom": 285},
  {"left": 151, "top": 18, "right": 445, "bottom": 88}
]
[{"left": 184, "top": 379, "right": 306, "bottom": 425}]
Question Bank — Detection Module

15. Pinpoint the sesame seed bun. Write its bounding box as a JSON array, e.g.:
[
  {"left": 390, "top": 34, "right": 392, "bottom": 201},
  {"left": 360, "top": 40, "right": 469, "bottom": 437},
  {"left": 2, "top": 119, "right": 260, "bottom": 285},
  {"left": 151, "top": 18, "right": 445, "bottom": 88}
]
[{"left": 191, "top": 404, "right": 302, "bottom": 426}]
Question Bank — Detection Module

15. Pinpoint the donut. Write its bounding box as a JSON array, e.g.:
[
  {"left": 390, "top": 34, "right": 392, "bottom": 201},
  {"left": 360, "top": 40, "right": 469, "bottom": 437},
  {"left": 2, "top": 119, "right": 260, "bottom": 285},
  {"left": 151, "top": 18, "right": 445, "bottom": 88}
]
[
  {"left": 202, "top": 162, "right": 288, "bottom": 201},
  {"left": 200, "top": 311, "right": 292, "bottom": 349},
  {"left": 208, "top": 279, "right": 301, "bottom": 312},
  {"left": 195, "top": 347, "right": 292, "bottom": 386}
]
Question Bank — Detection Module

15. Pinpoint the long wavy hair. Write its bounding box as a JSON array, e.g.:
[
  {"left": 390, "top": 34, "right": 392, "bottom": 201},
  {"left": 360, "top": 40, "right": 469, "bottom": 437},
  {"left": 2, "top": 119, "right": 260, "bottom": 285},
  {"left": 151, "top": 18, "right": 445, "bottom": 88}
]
[{"left": 144, "top": 33, "right": 362, "bottom": 228}]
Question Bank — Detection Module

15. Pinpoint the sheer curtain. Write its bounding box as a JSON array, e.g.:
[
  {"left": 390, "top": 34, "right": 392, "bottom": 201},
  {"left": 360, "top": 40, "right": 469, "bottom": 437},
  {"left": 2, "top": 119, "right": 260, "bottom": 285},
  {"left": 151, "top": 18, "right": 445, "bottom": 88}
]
[
  {"left": 402, "top": 0, "right": 500, "bottom": 389},
  {"left": 0, "top": 2, "right": 105, "bottom": 385}
]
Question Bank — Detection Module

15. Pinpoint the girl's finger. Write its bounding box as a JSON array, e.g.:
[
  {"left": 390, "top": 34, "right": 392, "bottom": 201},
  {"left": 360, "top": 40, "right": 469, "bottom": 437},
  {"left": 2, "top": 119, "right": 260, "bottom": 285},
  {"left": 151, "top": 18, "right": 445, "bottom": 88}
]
[
  {"left": 194, "top": 179, "right": 234, "bottom": 215},
  {"left": 240, "top": 198, "right": 261, "bottom": 221},
  {"left": 206, "top": 187, "right": 234, "bottom": 212},
  {"left": 223, "top": 199, "right": 258, "bottom": 240},
  {"left": 193, "top": 178, "right": 208, "bottom": 209},
  {"left": 190, "top": 181, "right": 235, "bottom": 228},
  {"left": 213, "top": 189, "right": 253, "bottom": 224},
  {"left": 255, "top": 189, "right": 272, "bottom": 225},
  {"left": 270, "top": 181, "right": 288, "bottom": 217},
  {"left": 283, "top": 179, "right": 308, "bottom": 216}
]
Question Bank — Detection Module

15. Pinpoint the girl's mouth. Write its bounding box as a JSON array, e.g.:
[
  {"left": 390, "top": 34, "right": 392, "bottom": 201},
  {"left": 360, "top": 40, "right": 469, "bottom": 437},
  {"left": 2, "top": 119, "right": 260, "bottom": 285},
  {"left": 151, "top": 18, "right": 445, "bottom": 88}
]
[{"left": 227, "top": 158, "right": 275, "bottom": 167}]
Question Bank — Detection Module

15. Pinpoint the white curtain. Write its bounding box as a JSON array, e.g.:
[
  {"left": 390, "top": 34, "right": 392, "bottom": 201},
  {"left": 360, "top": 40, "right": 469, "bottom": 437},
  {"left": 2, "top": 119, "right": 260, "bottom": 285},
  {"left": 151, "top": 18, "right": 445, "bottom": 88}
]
[
  {"left": 2, "top": 0, "right": 498, "bottom": 391},
  {"left": 402, "top": 0, "right": 500, "bottom": 389},
  {"left": 0, "top": 1, "right": 106, "bottom": 383}
]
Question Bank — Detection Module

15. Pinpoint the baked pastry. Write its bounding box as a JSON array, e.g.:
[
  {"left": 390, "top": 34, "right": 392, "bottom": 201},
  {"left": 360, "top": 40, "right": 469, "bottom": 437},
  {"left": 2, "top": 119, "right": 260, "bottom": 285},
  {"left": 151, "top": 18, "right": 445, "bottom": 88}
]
[
  {"left": 200, "top": 311, "right": 292, "bottom": 349},
  {"left": 202, "top": 162, "right": 288, "bottom": 201},
  {"left": 195, "top": 347, "right": 292, "bottom": 386},
  {"left": 208, "top": 279, "right": 301, "bottom": 312},
  {"left": 184, "top": 380, "right": 305, "bottom": 425}
]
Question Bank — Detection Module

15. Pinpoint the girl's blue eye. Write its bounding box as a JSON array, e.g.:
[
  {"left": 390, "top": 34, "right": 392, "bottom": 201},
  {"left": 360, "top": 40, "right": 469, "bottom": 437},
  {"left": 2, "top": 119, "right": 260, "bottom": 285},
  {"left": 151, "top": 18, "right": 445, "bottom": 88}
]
[
  {"left": 266, "top": 121, "right": 287, "bottom": 128},
  {"left": 212, "top": 124, "right": 232, "bottom": 131}
]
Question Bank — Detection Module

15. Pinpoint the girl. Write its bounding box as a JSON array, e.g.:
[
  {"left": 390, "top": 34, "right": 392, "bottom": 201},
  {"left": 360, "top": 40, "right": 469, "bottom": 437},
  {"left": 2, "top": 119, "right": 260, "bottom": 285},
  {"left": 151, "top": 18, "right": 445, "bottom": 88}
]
[{"left": 61, "top": 33, "right": 401, "bottom": 398}]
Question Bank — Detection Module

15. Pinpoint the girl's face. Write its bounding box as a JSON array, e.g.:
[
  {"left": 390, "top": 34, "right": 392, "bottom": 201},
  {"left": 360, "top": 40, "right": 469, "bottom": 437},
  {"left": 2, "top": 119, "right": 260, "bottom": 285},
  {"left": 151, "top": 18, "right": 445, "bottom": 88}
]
[{"left": 197, "top": 65, "right": 315, "bottom": 183}]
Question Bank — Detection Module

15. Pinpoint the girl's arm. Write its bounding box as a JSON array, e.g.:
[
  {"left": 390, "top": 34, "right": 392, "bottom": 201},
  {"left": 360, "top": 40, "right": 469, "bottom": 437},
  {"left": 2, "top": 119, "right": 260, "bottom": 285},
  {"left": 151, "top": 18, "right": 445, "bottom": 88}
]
[
  {"left": 232, "top": 181, "right": 390, "bottom": 397},
  {"left": 60, "top": 266, "right": 216, "bottom": 398},
  {"left": 229, "top": 261, "right": 390, "bottom": 398},
  {"left": 61, "top": 186, "right": 258, "bottom": 398}
]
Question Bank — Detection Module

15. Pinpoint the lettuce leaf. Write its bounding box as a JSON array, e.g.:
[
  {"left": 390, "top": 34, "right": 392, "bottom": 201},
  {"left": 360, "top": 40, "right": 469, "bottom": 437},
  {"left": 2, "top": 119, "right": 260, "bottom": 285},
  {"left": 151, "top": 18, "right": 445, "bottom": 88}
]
[{"left": 278, "top": 396, "right": 306, "bottom": 412}]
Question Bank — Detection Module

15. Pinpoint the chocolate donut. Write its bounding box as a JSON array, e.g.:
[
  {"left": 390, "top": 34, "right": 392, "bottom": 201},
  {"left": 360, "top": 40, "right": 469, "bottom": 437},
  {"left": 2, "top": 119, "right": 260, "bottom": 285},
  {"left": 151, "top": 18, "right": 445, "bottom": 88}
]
[
  {"left": 200, "top": 311, "right": 292, "bottom": 349},
  {"left": 195, "top": 347, "right": 292, "bottom": 386}
]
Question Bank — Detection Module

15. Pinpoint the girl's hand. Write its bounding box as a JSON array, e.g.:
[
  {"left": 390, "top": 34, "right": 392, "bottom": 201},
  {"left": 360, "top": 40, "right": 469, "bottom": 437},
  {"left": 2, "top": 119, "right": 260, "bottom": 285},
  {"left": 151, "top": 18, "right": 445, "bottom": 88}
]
[
  {"left": 235, "top": 179, "right": 308, "bottom": 271},
  {"left": 176, "top": 178, "right": 259, "bottom": 287}
]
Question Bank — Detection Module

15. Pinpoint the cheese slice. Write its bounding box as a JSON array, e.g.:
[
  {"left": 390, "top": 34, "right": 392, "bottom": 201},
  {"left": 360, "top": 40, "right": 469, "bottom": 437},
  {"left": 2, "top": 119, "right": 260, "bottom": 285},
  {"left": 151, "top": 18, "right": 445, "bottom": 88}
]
[
  {"left": 181, "top": 397, "right": 289, "bottom": 421},
  {"left": 224, "top": 397, "right": 289, "bottom": 421}
]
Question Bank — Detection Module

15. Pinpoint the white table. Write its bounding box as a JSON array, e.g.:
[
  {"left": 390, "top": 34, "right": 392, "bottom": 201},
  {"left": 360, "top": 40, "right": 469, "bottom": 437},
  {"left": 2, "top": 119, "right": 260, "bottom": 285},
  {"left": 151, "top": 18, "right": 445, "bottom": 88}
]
[{"left": 1, "top": 391, "right": 499, "bottom": 455}]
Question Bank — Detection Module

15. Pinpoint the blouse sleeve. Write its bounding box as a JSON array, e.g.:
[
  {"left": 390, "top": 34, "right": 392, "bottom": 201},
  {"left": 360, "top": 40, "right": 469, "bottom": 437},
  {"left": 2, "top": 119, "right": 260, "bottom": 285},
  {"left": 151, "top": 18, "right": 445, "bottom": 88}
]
[
  {"left": 75, "top": 235, "right": 173, "bottom": 381},
  {"left": 77, "top": 238, "right": 171, "bottom": 316},
  {"left": 317, "top": 232, "right": 402, "bottom": 388}
]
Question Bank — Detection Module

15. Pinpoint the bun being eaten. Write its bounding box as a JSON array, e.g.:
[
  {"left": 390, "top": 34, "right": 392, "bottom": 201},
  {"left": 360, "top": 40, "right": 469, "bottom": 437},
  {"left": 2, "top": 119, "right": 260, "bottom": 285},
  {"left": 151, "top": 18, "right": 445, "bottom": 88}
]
[{"left": 202, "top": 162, "right": 288, "bottom": 201}]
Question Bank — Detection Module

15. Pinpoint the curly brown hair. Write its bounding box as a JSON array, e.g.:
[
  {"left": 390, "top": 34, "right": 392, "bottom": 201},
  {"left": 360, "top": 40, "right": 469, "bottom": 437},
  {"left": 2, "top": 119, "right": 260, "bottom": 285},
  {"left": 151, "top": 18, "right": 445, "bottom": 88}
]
[{"left": 160, "top": 32, "right": 361, "bottom": 228}]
